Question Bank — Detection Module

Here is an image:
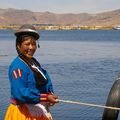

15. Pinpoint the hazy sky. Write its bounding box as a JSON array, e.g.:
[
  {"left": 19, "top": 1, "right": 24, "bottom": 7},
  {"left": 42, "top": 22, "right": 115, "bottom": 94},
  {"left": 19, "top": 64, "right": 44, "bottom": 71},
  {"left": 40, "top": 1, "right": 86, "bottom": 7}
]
[{"left": 0, "top": 0, "right": 120, "bottom": 14}]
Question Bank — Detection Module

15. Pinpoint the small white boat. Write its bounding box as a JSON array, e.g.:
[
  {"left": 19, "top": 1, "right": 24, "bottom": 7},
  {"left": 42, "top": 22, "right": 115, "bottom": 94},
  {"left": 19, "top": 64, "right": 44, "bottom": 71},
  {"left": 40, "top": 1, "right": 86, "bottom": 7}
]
[{"left": 113, "top": 26, "right": 120, "bottom": 30}]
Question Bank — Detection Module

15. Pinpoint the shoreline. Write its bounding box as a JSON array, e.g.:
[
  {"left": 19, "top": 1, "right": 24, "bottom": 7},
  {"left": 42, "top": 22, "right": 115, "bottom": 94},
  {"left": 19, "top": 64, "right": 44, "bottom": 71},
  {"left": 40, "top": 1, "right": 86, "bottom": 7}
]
[{"left": 0, "top": 25, "right": 115, "bottom": 30}]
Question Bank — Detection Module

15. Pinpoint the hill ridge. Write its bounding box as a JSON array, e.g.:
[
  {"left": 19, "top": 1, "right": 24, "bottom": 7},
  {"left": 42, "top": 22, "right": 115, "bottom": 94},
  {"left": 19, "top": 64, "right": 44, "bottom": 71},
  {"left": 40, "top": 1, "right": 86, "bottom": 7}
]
[{"left": 0, "top": 8, "right": 120, "bottom": 26}]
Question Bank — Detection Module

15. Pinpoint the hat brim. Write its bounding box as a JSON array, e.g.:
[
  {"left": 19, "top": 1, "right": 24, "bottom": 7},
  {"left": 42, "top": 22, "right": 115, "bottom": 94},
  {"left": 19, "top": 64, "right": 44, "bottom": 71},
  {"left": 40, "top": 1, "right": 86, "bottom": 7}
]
[{"left": 15, "top": 29, "right": 40, "bottom": 40}]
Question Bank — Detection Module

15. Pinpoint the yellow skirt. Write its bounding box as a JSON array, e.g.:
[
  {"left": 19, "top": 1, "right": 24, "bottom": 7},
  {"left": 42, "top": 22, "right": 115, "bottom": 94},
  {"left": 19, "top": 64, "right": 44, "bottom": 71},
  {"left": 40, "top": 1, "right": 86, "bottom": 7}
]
[{"left": 4, "top": 103, "right": 53, "bottom": 120}]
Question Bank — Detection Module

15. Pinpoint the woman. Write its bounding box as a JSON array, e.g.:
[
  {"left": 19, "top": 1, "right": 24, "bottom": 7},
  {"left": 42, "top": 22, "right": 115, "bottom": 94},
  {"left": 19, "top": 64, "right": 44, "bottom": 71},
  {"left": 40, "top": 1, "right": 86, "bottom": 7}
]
[{"left": 4, "top": 24, "right": 59, "bottom": 120}]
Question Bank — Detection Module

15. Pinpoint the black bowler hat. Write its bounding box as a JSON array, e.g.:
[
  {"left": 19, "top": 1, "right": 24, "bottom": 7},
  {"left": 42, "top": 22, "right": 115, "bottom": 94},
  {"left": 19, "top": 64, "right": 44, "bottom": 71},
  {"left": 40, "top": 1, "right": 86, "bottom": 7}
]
[{"left": 14, "top": 24, "right": 40, "bottom": 40}]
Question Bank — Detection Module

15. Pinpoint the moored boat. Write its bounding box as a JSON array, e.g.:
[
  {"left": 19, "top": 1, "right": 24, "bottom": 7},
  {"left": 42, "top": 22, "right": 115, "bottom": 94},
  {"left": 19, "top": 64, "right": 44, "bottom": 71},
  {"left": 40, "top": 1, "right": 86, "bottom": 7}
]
[{"left": 113, "top": 26, "right": 120, "bottom": 30}]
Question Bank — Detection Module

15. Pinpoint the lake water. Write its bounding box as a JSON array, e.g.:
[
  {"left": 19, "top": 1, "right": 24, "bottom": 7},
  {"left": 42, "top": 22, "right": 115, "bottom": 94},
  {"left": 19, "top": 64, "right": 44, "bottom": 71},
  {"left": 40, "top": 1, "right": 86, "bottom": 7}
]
[{"left": 0, "top": 30, "right": 120, "bottom": 120}]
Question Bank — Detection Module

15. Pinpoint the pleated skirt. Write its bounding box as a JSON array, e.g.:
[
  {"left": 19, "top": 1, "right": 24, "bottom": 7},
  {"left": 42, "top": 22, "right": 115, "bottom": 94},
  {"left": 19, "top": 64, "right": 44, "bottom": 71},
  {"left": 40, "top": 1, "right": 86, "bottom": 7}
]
[{"left": 4, "top": 103, "right": 53, "bottom": 120}]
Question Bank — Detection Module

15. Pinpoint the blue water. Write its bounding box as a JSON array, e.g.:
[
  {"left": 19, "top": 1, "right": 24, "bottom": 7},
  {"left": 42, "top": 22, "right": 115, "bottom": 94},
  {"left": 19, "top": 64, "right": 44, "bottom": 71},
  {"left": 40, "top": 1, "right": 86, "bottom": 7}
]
[{"left": 1, "top": 30, "right": 120, "bottom": 120}]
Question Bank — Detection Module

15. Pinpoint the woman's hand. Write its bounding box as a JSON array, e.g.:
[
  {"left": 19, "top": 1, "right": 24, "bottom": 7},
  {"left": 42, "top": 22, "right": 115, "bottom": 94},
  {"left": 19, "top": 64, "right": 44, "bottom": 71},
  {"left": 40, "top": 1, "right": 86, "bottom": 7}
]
[{"left": 47, "top": 94, "right": 59, "bottom": 104}]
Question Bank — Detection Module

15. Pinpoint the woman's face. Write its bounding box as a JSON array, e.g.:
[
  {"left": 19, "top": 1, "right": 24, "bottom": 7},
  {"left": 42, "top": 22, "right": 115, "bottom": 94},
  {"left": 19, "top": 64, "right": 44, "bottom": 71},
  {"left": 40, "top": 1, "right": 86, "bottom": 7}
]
[{"left": 17, "top": 36, "right": 37, "bottom": 59}]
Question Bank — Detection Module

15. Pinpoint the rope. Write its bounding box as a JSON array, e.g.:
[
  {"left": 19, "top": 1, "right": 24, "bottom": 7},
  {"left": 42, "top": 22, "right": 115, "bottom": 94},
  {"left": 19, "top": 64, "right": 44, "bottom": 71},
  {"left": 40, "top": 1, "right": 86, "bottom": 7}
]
[{"left": 59, "top": 99, "right": 120, "bottom": 110}]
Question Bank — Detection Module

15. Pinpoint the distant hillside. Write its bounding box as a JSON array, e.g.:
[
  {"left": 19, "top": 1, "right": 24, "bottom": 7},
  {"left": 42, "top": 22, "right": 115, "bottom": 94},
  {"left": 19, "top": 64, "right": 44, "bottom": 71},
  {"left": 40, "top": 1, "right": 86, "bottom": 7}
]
[{"left": 0, "top": 8, "right": 120, "bottom": 26}]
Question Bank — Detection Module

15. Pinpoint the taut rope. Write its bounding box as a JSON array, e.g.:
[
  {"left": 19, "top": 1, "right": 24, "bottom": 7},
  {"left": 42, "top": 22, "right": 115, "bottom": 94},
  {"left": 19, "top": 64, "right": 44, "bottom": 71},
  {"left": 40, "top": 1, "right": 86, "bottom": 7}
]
[{"left": 59, "top": 99, "right": 120, "bottom": 110}]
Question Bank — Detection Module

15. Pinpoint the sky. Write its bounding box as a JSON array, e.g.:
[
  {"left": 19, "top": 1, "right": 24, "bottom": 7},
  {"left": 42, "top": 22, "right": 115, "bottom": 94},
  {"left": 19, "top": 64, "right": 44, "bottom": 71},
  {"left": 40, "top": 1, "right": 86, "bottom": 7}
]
[{"left": 0, "top": 0, "right": 120, "bottom": 14}]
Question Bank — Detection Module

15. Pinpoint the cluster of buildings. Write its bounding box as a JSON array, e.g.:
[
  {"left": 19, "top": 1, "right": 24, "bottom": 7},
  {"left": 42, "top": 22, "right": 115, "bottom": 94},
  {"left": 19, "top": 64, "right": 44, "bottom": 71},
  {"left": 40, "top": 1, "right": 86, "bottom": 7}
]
[{"left": 36, "top": 25, "right": 114, "bottom": 30}]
